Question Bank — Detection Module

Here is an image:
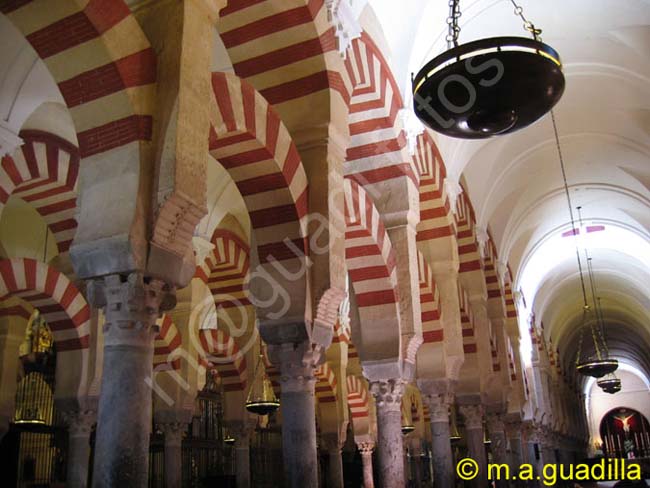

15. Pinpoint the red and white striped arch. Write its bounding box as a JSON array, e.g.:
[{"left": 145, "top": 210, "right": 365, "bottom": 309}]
[
  {"left": 344, "top": 177, "right": 399, "bottom": 310},
  {"left": 418, "top": 250, "right": 443, "bottom": 344},
  {"left": 196, "top": 229, "right": 251, "bottom": 310},
  {"left": 209, "top": 72, "right": 309, "bottom": 273},
  {"left": 490, "top": 334, "right": 501, "bottom": 372},
  {"left": 332, "top": 317, "right": 351, "bottom": 345},
  {"left": 0, "top": 258, "right": 89, "bottom": 351},
  {"left": 504, "top": 281, "right": 518, "bottom": 319},
  {"left": 1, "top": 131, "right": 79, "bottom": 254},
  {"left": 0, "top": 1, "right": 156, "bottom": 159},
  {"left": 455, "top": 190, "right": 482, "bottom": 274},
  {"left": 346, "top": 375, "right": 369, "bottom": 421},
  {"left": 153, "top": 314, "right": 182, "bottom": 371},
  {"left": 217, "top": 0, "right": 350, "bottom": 110},
  {"left": 413, "top": 131, "right": 454, "bottom": 241},
  {"left": 344, "top": 32, "right": 417, "bottom": 187},
  {"left": 507, "top": 338, "right": 518, "bottom": 381},
  {"left": 314, "top": 362, "right": 337, "bottom": 404},
  {"left": 0, "top": 300, "right": 32, "bottom": 322},
  {"left": 458, "top": 284, "right": 477, "bottom": 355},
  {"left": 199, "top": 329, "right": 247, "bottom": 392},
  {"left": 483, "top": 236, "right": 504, "bottom": 302}
]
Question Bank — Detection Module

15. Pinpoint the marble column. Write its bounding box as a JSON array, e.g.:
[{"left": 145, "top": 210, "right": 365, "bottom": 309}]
[
  {"left": 505, "top": 421, "right": 524, "bottom": 487},
  {"left": 64, "top": 410, "right": 96, "bottom": 488},
  {"left": 273, "top": 341, "right": 318, "bottom": 488},
  {"left": 322, "top": 433, "right": 344, "bottom": 488},
  {"left": 460, "top": 404, "right": 488, "bottom": 488},
  {"left": 423, "top": 392, "right": 454, "bottom": 488},
  {"left": 158, "top": 422, "right": 185, "bottom": 488},
  {"left": 358, "top": 442, "right": 375, "bottom": 488},
  {"left": 234, "top": 431, "right": 251, "bottom": 488},
  {"left": 539, "top": 429, "right": 556, "bottom": 467},
  {"left": 88, "top": 274, "right": 175, "bottom": 488},
  {"left": 487, "top": 414, "right": 508, "bottom": 488},
  {"left": 369, "top": 379, "right": 406, "bottom": 488}
]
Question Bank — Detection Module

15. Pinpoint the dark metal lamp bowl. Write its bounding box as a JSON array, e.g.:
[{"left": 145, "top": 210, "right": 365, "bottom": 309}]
[{"left": 413, "top": 37, "right": 565, "bottom": 139}]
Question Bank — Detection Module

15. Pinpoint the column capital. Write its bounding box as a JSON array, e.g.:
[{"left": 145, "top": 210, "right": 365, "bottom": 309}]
[
  {"left": 421, "top": 392, "right": 453, "bottom": 424},
  {"left": 321, "top": 432, "right": 345, "bottom": 453},
  {"left": 87, "top": 272, "right": 176, "bottom": 347},
  {"left": 357, "top": 441, "right": 375, "bottom": 456},
  {"left": 267, "top": 341, "right": 318, "bottom": 393},
  {"left": 157, "top": 421, "right": 186, "bottom": 447},
  {"left": 459, "top": 404, "right": 484, "bottom": 430},
  {"left": 62, "top": 409, "right": 96, "bottom": 437},
  {"left": 504, "top": 419, "right": 523, "bottom": 440},
  {"left": 487, "top": 412, "right": 505, "bottom": 433},
  {"left": 369, "top": 378, "right": 406, "bottom": 413}
]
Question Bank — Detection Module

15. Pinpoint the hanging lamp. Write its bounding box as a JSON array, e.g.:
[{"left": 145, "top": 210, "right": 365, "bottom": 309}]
[
  {"left": 597, "top": 375, "right": 621, "bottom": 394},
  {"left": 412, "top": 0, "right": 564, "bottom": 139},
  {"left": 401, "top": 403, "right": 415, "bottom": 435},
  {"left": 450, "top": 406, "right": 462, "bottom": 441},
  {"left": 483, "top": 421, "right": 492, "bottom": 445},
  {"left": 580, "top": 251, "right": 620, "bottom": 382},
  {"left": 549, "top": 121, "right": 618, "bottom": 378},
  {"left": 245, "top": 346, "right": 280, "bottom": 416}
]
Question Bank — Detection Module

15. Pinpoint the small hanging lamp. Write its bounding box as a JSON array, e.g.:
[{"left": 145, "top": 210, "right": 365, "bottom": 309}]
[
  {"left": 401, "top": 402, "right": 415, "bottom": 435},
  {"left": 412, "top": 0, "right": 564, "bottom": 138},
  {"left": 483, "top": 421, "right": 492, "bottom": 445},
  {"left": 573, "top": 223, "right": 618, "bottom": 378},
  {"left": 450, "top": 406, "right": 462, "bottom": 441},
  {"left": 546, "top": 112, "right": 618, "bottom": 379},
  {"left": 223, "top": 431, "right": 236, "bottom": 445},
  {"left": 597, "top": 374, "right": 621, "bottom": 394},
  {"left": 245, "top": 347, "right": 280, "bottom": 416},
  {"left": 401, "top": 423, "right": 415, "bottom": 435}
]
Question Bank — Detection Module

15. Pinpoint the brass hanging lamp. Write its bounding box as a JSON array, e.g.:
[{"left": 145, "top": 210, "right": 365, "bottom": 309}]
[
  {"left": 549, "top": 126, "right": 618, "bottom": 378},
  {"left": 412, "top": 0, "right": 564, "bottom": 138},
  {"left": 598, "top": 374, "right": 621, "bottom": 394},
  {"left": 450, "top": 406, "right": 462, "bottom": 441},
  {"left": 401, "top": 402, "right": 415, "bottom": 435},
  {"left": 245, "top": 346, "right": 280, "bottom": 416},
  {"left": 483, "top": 421, "right": 492, "bottom": 445}
]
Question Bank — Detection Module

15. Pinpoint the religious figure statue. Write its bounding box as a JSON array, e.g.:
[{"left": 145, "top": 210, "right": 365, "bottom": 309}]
[{"left": 615, "top": 411, "right": 636, "bottom": 434}]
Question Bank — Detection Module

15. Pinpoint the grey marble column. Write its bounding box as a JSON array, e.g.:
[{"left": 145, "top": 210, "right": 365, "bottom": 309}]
[
  {"left": 539, "top": 431, "right": 556, "bottom": 467},
  {"left": 505, "top": 421, "right": 524, "bottom": 488},
  {"left": 64, "top": 410, "right": 96, "bottom": 488},
  {"left": 460, "top": 404, "right": 488, "bottom": 488},
  {"left": 271, "top": 341, "right": 318, "bottom": 488},
  {"left": 369, "top": 379, "right": 406, "bottom": 488},
  {"left": 234, "top": 432, "right": 251, "bottom": 488},
  {"left": 422, "top": 392, "right": 454, "bottom": 488},
  {"left": 322, "top": 433, "right": 345, "bottom": 488},
  {"left": 88, "top": 274, "right": 175, "bottom": 488},
  {"left": 487, "top": 414, "right": 508, "bottom": 488},
  {"left": 158, "top": 422, "right": 185, "bottom": 488},
  {"left": 358, "top": 442, "right": 375, "bottom": 488}
]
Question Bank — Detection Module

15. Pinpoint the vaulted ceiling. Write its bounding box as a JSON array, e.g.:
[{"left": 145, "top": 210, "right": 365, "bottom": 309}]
[{"left": 368, "top": 0, "right": 650, "bottom": 379}]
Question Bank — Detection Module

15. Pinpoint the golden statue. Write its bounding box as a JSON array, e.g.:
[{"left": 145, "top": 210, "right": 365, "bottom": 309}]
[{"left": 18, "top": 311, "right": 53, "bottom": 357}]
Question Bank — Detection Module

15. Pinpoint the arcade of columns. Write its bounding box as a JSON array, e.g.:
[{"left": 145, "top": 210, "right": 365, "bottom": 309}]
[{"left": 0, "top": 0, "right": 589, "bottom": 487}]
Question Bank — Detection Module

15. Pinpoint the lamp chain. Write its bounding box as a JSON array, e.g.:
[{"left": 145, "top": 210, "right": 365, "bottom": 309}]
[
  {"left": 551, "top": 110, "right": 589, "bottom": 309},
  {"left": 446, "top": 0, "right": 462, "bottom": 49},
  {"left": 509, "top": 0, "right": 542, "bottom": 40}
]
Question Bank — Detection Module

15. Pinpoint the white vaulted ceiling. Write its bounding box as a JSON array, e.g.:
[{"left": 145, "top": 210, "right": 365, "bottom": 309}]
[{"left": 367, "top": 0, "right": 650, "bottom": 377}]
